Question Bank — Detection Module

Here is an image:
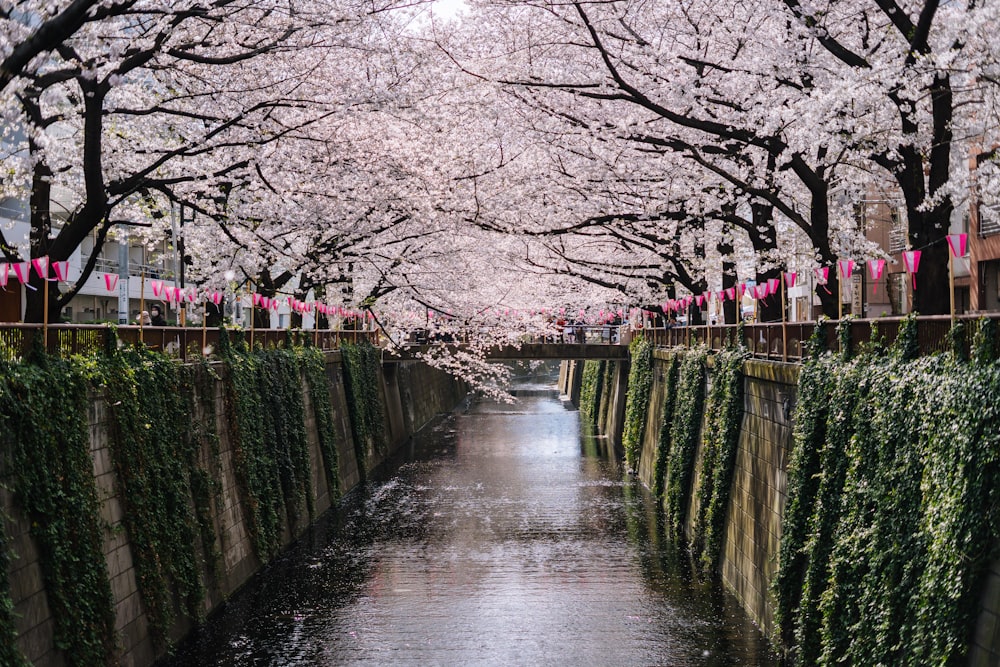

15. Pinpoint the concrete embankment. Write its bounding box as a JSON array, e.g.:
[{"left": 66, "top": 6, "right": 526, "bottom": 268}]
[
  {"left": 560, "top": 353, "right": 1000, "bottom": 666},
  {"left": 4, "top": 352, "right": 465, "bottom": 667}
]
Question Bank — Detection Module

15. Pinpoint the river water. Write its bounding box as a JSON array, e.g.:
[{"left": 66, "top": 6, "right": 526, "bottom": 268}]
[{"left": 161, "top": 381, "right": 779, "bottom": 666}]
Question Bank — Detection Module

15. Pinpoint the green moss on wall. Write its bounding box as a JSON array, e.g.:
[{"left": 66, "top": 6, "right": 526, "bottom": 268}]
[
  {"left": 664, "top": 349, "right": 707, "bottom": 534},
  {"left": 340, "top": 341, "right": 386, "bottom": 479}
]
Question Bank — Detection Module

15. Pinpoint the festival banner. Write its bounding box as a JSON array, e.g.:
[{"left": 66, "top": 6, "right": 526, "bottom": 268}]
[
  {"left": 867, "top": 259, "right": 886, "bottom": 294},
  {"left": 838, "top": 260, "right": 856, "bottom": 280},
  {"left": 726, "top": 287, "right": 736, "bottom": 300},
  {"left": 784, "top": 272, "right": 797, "bottom": 288},
  {"left": 51, "top": 261, "right": 70, "bottom": 282},
  {"left": 104, "top": 273, "right": 119, "bottom": 292},
  {"left": 768, "top": 277, "right": 780, "bottom": 295},
  {"left": 947, "top": 233, "right": 968, "bottom": 258},
  {"left": 151, "top": 279, "right": 164, "bottom": 297},
  {"left": 31, "top": 256, "right": 49, "bottom": 280},
  {"left": 253, "top": 293, "right": 262, "bottom": 307},
  {"left": 11, "top": 262, "right": 29, "bottom": 284},
  {"left": 815, "top": 266, "right": 830, "bottom": 284},
  {"left": 902, "top": 250, "right": 921, "bottom": 289}
]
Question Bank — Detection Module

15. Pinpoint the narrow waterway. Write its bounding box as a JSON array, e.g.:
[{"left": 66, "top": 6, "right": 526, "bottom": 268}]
[{"left": 161, "top": 380, "right": 779, "bottom": 666}]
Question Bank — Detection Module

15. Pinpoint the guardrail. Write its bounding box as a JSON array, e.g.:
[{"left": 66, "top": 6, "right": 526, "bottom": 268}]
[
  {"left": 643, "top": 314, "right": 1000, "bottom": 362},
  {"left": 0, "top": 324, "right": 379, "bottom": 362}
]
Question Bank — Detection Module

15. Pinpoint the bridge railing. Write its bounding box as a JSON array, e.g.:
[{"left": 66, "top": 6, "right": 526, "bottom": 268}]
[
  {"left": 0, "top": 324, "right": 379, "bottom": 362},
  {"left": 642, "top": 314, "right": 1000, "bottom": 362}
]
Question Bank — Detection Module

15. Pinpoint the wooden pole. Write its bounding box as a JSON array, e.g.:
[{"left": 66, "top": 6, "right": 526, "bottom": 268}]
[
  {"left": 949, "top": 249, "right": 956, "bottom": 322},
  {"left": 781, "top": 275, "right": 788, "bottom": 362},
  {"left": 837, "top": 265, "right": 843, "bottom": 322},
  {"left": 139, "top": 272, "right": 146, "bottom": 344},
  {"left": 42, "top": 268, "right": 49, "bottom": 352},
  {"left": 202, "top": 299, "right": 208, "bottom": 355}
]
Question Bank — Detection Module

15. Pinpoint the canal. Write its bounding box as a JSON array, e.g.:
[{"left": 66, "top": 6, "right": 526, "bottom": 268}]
[{"left": 160, "top": 378, "right": 779, "bottom": 666}]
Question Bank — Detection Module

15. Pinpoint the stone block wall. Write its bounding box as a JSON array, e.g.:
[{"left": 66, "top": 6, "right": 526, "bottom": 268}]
[
  {"left": 719, "top": 360, "right": 798, "bottom": 634},
  {"left": 4, "top": 354, "right": 465, "bottom": 667}
]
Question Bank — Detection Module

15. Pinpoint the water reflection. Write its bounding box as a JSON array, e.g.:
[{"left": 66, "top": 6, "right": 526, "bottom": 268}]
[{"left": 160, "top": 384, "right": 779, "bottom": 666}]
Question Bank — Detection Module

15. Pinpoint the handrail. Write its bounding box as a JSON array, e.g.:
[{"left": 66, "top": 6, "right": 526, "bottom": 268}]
[
  {"left": 0, "top": 323, "right": 379, "bottom": 362},
  {"left": 642, "top": 313, "right": 1000, "bottom": 362}
]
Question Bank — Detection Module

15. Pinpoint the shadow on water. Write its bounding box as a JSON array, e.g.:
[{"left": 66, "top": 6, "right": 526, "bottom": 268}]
[{"left": 159, "top": 377, "right": 781, "bottom": 667}]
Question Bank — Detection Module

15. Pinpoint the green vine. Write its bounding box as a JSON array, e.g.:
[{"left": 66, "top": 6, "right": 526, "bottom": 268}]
[
  {"left": 300, "top": 347, "right": 340, "bottom": 501},
  {"left": 0, "top": 512, "right": 29, "bottom": 667},
  {"left": 578, "top": 360, "right": 604, "bottom": 426},
  {"left": 664, "top": 348, "right": 707, "bottom": 534},
  {"left": 652, "top": 353, "right": 680, "bottom": 497},
  {"left": 96, "top": 347, "right": 209, "bottom": 648},
  {"left": 693, "top": 346, "right": 747, "bottom": 572},
  {"left": 223, "top": 346, "right": 314, "bottom": 561},
  {"left": 622, "top": 337, "right": 654, "bottom": 471},
  {"left": 776, "top": 321, "right": 1000, "bottom": 665},
  {"left": 0, "top": 355, "right": 117, "bottom": 666},
  {"left": 340, "top": 341, "right": 386, "bottom": 479}
]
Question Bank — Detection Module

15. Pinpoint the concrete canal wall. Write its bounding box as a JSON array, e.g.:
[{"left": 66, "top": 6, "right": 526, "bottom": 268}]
[
  {"left": 3, "top": 353, "right": 465, "bottom": 667},
  {"left": 560, "top": 353, "right": 1000, "bottom": 665}
]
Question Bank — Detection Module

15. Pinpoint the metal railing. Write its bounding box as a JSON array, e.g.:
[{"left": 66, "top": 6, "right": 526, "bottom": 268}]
[
  {"left": 0, "top": 324, "right": 379, "bottom": 362},
  {"left": 1, "top": 316, "right": 995, "bottom": 364},
  {"left": 642, "top": 314, "right": 1000, "bottom": 362}
]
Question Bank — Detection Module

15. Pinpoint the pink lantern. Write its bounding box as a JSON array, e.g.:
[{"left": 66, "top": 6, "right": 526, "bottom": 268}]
[
  {"left": 152, "top": 279, "right": 164, "bottom": 297},
  {"left": 0, "top": 264, "right": 8, "bottom": 288},
  {"left": 767, "top": 277, "right": 780, "bottom": 295},
  {"left": 814, "top": 267, "right": 830, "bottom": 284},
  {"left": 51, "top": 261, "right": 69, "bottom": 282},
  {"left": 31, "top": 256, "right": 49, "bottom": 280},
  {"left": 726, "top": 287, "right": 736, "bottom": 300},
  {"left": 947, "top": 234, "right": 967, "bottom": 258},
  {"left": 902, "top": 250, "right": 921, "bottom": 289},
  {"left": 784, "top": 272, "right": 797, "bottom": 288},
  {"left": 104, "top": 273, "right": 119, "bottom": 292},
  {"left": 838, "top": 260, "right": 855, "bottom": 280},
  {"left": 867, "top": 259, "right": 886, "bottom": 294}
]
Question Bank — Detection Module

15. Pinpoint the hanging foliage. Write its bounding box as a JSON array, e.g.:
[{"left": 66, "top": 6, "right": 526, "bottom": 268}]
[
  {"left": 340, "top": 341, "right": 387, "bottom": 478},
  {"left": 652, "top": 353, "right": 680, "bottom": 498},
  {"left": 300, "top": 347, "right": 341, "bottom": 501},
  {"left": 664, "top": 348, "right": 707, "bottom": 534},
  {"left": 694, "top": 346, "right": 747, "bottom": 573},
  {"left": 776, "top": 318, "right": 1000, "bottom": 666},
  {"left": 622, "top": 337, "right": 654, "bottom": 471},
  {"left": 97, "top": 347, "right": 208, "bottom": 648},
  {"left": 0, "top": 355, "right": 117, "bottom": 667},
  {"left": 223, "top": 346, "right": 315, "bottom": 560},
  {"left": 578, "top": 359, "right": 605, "bottom": 427}
]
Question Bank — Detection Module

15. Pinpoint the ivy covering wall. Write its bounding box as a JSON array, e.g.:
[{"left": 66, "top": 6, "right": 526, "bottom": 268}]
[
  {"left": 621, "top": 337, "right": 653, "bottom": 470},
  {"left": 0, "top": 332, "right": 343, "bottom": 665},
  {"left": 692, "top": 347, "right": 746, "bottom": 573},
  {"left": 663, "top": 349, "right": 707, "bottom": 534},
  {"left": 578, "top": 359, "right": 604, "bottom": 427},
  {"left": 775, "top": 316, "right": 1000, "bottom": 666},
  {"left": 0, "top": 353, "right": 117, "bottom": 667},
  {"left": 340, "top": 341, "right": 386, "bottom": 477}
]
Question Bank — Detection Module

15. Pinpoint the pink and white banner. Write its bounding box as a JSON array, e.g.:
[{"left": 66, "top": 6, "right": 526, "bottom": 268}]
[
  {"left": 902, "top": 250, "right": 921, "bottom": 290},
  {"left": 152, "top": 279, "right": 164, "bottom": 297},
  {"left": 737, "top": 283, "right": 747, "bottom": 298},
  {"left": 784, "top": 272, "right": 797, "bottom": 288},
  {"left": 867, "top": 259, "right": 886, "bottom": 294},
  {"left": 104, "top": 273, "right": 119, "bottom": 292},
  {"left": 768, "top": 277, "right": 780, "bottom": 295},
  {"left": 726, "top": 287, "right": 736, "bottom": 300},
  {"left": 0, "top": 264, "right": 8, "bottom": 288},
  {"left": 253, "top": 293, "right": 262, "bottom": 307},
  {"left": 12, "top": 262, "right": 30, "bottom": 283},
  {"left": 31, "top": 256, "right": 48, "bottom": 280},
  {"left": 838, "top": 260, "right": 856, "bottom": 280},
  {"left": 947, "top": 233, "right": 967, "bottom": 258},
  {"left": 51, "top": 261, "right": 69, "bottom": 282}
]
